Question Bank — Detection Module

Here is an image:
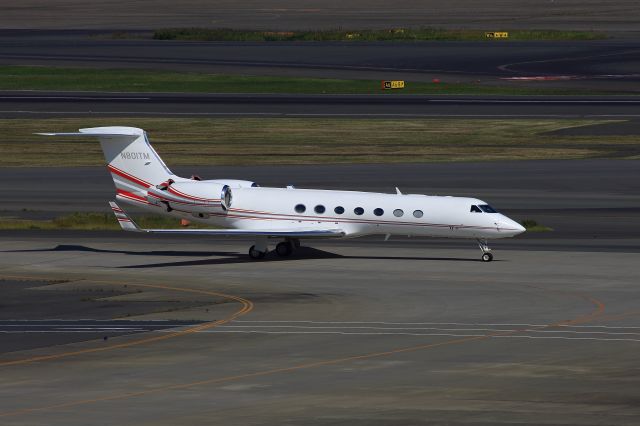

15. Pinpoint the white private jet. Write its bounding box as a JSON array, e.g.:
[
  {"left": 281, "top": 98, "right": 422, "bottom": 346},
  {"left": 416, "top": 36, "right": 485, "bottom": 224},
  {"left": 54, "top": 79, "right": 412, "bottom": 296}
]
[{"left": 40, "top": 126, "right": 525, "bottom": 261}]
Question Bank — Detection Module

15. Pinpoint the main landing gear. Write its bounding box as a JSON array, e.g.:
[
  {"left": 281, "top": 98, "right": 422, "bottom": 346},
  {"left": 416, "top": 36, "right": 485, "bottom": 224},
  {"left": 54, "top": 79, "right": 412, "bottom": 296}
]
[
  {"left": 477, "top": 238, "right": 493, "bottom": 262},
  {"left": 248, "top": 245, "right": 266, "bottom": 260},
  {"left": 248, "top": 238, "right": 300, "bottom": 260}
]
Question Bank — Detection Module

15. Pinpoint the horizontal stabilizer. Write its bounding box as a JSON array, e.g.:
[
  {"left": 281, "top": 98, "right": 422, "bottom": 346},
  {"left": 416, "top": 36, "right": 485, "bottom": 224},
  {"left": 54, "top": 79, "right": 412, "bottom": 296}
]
[
  {"left": 37, "top": 133, "right": 139, "bottom": 138},
  {"left": 109, "top": 201, "right": 141, "bottom": 232},
  {"left": 38, "top": 126, "right": 144, "bottom": 139}
]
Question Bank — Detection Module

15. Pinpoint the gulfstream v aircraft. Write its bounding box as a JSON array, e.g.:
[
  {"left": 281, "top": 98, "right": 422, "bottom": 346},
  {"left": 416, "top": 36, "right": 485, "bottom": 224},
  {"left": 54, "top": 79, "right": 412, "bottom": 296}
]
[{"left": 40, "top": 127, "right": 525, "bottom": 261}]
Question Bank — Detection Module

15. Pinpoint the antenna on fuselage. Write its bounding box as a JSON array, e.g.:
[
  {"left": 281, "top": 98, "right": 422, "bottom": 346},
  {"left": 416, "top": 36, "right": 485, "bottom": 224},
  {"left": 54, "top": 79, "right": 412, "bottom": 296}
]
[{"left": 395, "top": 187, "right": 402, "bottom": 195}]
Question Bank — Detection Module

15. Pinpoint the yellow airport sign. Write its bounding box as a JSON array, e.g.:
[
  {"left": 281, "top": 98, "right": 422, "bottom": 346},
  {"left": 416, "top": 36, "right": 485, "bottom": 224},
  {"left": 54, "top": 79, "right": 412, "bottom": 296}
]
[
  {"left": 381, "top": 80, "right": 405, "bottom": 90},
  {"left": 485, "top": 32, "right": 509, "bottom": 38}
]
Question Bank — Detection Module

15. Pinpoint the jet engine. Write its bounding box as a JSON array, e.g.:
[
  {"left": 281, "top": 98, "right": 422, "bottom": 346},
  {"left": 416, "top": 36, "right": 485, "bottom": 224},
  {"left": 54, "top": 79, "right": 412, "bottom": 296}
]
[
  {"left": 205, "top": 179, "right": 258, "bottom": 188},
  {"left": 146, "top": 180, "right": 229, "bottom": 212}
]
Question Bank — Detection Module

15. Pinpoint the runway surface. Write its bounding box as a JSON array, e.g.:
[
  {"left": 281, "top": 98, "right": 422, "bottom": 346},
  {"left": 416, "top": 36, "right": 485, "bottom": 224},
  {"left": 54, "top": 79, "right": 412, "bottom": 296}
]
[
  {"left": 2, "top": 1, "right": 640, "bottom": 31},
  {"left": 0, "top": 318, "right": 202, "bottom": 354},
  {"left": 2, "top": 33, "right": 640, "bottom": 90},
  {"left": 3, "top": 92, "right": 640, "bottom": 119},
  {"left": 0, "top": 233, "right": 638, "bottom": 424}
]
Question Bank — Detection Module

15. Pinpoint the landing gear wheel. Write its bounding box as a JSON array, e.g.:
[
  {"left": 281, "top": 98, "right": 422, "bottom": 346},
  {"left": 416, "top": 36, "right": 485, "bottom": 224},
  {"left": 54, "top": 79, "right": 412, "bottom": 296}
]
[
  {"left": 248, "top": 245, "right": 266, "bottom": 260},
  {"left": 481, "top": 252, "right": 493, "bottom": 262},
  {"left": 275, "top": 241, "right": 293, "bottom": 257}
]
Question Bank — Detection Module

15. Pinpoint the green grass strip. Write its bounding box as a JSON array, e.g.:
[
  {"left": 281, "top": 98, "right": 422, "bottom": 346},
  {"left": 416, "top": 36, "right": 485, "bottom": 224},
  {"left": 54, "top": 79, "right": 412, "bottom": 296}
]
[
  {"left": 520, "top": 219, "right": 553, "bottom": 232},
  {"left": 4, "top": 117, "right": 637, "bottom": 167},
  {"left": 0, "top": 65, "right": 609, "bottom": 95},
  {"left": 153, "top": 28, "right": 606, "bottom": 42}
]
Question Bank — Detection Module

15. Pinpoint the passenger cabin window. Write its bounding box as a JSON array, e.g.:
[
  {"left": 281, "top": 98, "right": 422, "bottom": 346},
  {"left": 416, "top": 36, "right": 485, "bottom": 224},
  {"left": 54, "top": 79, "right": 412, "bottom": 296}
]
[
  {"left": 413, "top": 210, "right": 424, "bottom": 218},
  {"left": 295, "top": 204, "right": 306, "bottom": 213},
  {"left": 393, "top": 209, "right": 404, "bottom": 217},
  {"left": 374, "top": 208, "right": 384, "bottom": 216},
  {"left": 334, "top": 206, "right": 345, "bottom": 214},
  {"left": 470, "top": 205, "right": 482, "bottom": 213},
  {"left": 354, "top": 207, "right": 364, "bottom": 215},
  {"left": 314, "top": 205, "right": 326, "bottom": 214},
  {"left": 479, "top": 204, "right": 498, "bottom": 213}
]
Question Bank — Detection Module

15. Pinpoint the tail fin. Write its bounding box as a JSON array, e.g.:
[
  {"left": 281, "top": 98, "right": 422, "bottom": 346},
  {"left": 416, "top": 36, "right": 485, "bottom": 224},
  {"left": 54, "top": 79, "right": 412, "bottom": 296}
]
[{"left": 38, "top": 127, "right": 174, "bottom": 193}]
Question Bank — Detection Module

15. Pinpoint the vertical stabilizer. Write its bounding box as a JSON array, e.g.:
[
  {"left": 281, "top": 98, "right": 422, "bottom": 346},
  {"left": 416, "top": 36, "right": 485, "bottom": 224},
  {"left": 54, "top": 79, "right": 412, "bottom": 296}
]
[
  {"left": 38, "top": 126, "right": 175, "bottom": 195},
  {"left": 82, "top": 126, "right": 173, "bottom": 191}
]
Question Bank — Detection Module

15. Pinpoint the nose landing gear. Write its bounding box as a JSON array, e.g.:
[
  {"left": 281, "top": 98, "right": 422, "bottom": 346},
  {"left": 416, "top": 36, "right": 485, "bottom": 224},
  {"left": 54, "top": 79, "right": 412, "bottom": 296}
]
[{"left": 477, "top": 239, "right": 493, "bottom": 262}]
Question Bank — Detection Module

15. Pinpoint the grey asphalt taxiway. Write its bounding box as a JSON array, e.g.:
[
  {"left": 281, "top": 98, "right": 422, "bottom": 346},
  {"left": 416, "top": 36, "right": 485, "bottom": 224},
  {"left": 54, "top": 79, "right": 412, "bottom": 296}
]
[
  {"left": 1, "top": 160, "right": 639, "bottom": 424},
  {"left": 0, "top": 233, "right": 639, "bottom": 425},
  {"left": 3, "top": 0, "right": 640, "bottom": 31},
  {"left": 2, "top": 32, "right": 640, "bottom": 92},
  {"left": 3, "top": 92, "right": 640, "bottom": 119}
]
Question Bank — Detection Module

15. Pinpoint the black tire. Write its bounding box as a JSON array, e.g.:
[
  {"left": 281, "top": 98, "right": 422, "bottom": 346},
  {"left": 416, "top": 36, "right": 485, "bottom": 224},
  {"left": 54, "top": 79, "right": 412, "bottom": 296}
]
[
  {"left": 275, "top": 241, "right": 293, "bottom": 257},
  {"left": 481, "top": 253, "right": 493, "bottom": 262},
  {"left": 248, "top": 245, "right": 266, "bottom": 260}
]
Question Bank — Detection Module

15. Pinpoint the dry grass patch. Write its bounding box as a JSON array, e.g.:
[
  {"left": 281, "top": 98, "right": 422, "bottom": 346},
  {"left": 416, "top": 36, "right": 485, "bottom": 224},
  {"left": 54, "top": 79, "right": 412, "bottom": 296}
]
[{"left": 0, "top": 118, "right": 635, "bottom": 167}]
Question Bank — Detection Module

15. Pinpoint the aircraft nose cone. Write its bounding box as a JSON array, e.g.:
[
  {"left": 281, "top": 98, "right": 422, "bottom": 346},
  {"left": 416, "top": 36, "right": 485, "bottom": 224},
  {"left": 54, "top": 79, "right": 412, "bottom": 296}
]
[
  {"left": 497, "top": 217, "right": 526, "bottom": 235},
  {"left": 508, "top": 221, "right": 526, "bottom": 235}
]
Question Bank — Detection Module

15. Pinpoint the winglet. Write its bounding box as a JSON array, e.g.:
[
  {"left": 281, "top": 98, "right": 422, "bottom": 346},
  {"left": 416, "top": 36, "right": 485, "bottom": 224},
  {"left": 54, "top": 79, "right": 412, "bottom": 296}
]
[{"left": 109, "top": 201, "right": 142, "bottom": 232}]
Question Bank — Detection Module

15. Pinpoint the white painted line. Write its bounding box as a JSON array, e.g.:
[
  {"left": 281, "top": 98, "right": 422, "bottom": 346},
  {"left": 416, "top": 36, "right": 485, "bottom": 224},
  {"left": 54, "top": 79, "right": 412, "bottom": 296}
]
[
  {"left": 233, "top": 320, "right": 640, "bottom": 330},
  {"left": 0, "top": 96, "right": 151, "bottom": 101},
  {"left": 0, "top": 323, "right": 192, "bottom": 327},
  {"left": 430, "top": 99, "right": 640, "bottom": 104},
  {"left": 223, "top": 324, "right": 519, "bottom": 332},
  {"left": 218, "top": 325, "right": 640, "bottom": 336},
  {"left": 0, "top": 319, "right": 174, "bottom": 322},
  {"left": 54, "top": 327, "right": 147, "bottom": 331},
  {"left": 4, "top": 111, "right": 640, "bottom": 118},
  {"left": 2, "top": 96, "right": 638, "bottom": 104},
  {"left": 170, "top": 329, "right": 640, "bottom": 343},
  {"left": 0, "top": 330, "right": 145, "bottom": 333}
]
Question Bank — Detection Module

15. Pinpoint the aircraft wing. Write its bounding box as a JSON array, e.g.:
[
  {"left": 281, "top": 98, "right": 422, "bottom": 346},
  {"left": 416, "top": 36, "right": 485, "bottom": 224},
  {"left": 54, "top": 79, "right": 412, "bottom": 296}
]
[{"left": 109, "top": 201, "right": 345, "bottom": 238}]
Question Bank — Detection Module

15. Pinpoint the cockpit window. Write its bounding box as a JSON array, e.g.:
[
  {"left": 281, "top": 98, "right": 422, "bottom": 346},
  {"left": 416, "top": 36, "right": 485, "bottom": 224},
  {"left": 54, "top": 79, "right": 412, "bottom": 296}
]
[
  {"left": 470, "top": 205, "right": 482, "bottom": 213},
  {"left": 479, "top": 204, "right": 498, "bottom": 213}
]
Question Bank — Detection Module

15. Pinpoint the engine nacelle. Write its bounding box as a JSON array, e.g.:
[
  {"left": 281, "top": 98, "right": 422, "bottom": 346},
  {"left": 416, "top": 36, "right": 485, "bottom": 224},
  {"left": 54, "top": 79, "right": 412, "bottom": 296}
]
[
  {"left": 146, "top": 181, "right": 229, "bottom": 212},
  {"left": 205, "top": 179, "right": 258, "bottom": 189}
]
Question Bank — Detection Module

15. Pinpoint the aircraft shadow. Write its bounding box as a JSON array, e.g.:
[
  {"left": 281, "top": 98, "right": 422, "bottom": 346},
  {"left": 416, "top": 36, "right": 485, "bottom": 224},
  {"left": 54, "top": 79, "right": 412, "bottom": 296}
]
[
  {"left": 4, "top": 244, "right": 485, "bottom": 268},
  {"left": 5, "top": 244, "right": 237, "bottom": 258},
  {"left": 119, "top": 247, "right": 483, "bottom": 268}
]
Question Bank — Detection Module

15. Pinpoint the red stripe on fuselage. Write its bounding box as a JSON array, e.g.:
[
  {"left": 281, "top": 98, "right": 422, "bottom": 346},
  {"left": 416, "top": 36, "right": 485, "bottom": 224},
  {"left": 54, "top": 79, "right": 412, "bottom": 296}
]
[
  {"left": 108, "top": 165, "right": 152, "bottom": 188},
  {"left": 147, "top": 192, "right": 220, "bottom": 207},
  {"left": 167, "top": 186, "right": 220, "bottom": 202},
  {"left": 226, "top": 209, "right": 510, "bottom": 231},
  {"left": 116, "top": 189, "right": 155, "bottom": 206}
]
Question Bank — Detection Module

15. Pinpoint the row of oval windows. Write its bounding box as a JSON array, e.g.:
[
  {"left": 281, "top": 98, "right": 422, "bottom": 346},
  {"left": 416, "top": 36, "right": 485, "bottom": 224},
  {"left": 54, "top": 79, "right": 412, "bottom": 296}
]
[{"left": 294, "top": 204, "right": 423, "bottom": 218}]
